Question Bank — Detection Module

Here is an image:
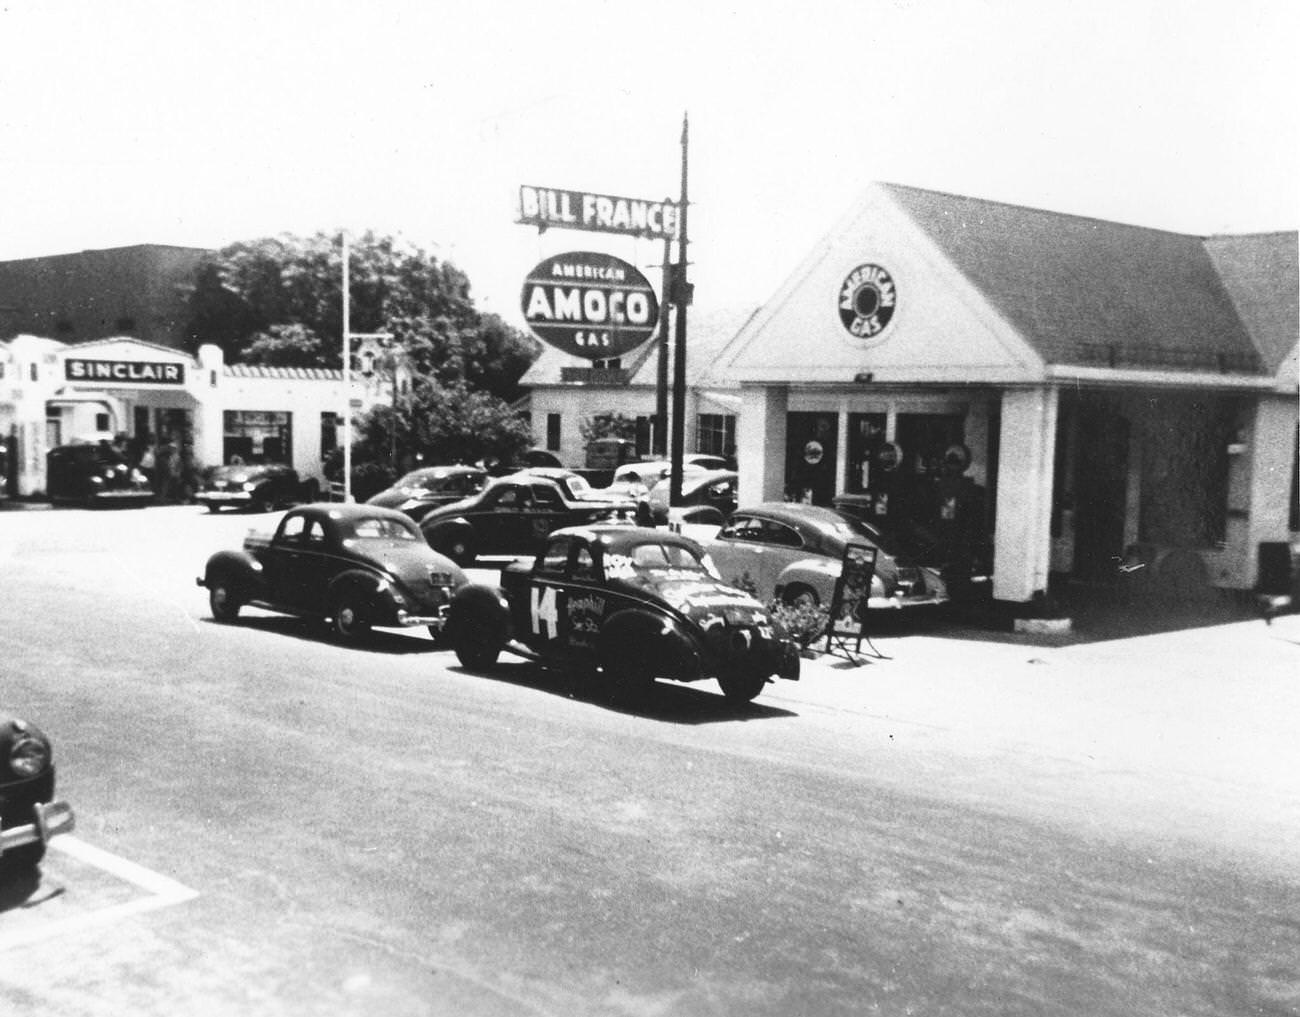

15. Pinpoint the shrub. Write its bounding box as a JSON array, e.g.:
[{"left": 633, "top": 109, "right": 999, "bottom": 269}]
[{"left": 766, "top": 598, "right": 829, "bottom": 651}]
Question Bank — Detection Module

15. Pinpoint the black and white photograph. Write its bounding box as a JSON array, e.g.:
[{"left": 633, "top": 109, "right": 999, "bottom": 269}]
[{"left": 1, "top": 2, "right": 1297, "bottom": 1014}]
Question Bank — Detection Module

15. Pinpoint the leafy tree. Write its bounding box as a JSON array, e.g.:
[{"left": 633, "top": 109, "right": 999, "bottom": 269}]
[
  {"left": 183, "top": 231, "right": 539, "bottom": 400},
  {"left": 353, "top": 379, "right": 532, "bottom": 474}
]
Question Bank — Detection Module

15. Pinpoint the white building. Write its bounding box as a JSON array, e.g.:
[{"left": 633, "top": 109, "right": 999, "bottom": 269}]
[{"left": 1, "top": 335, "right": 394, "bottom": 498}]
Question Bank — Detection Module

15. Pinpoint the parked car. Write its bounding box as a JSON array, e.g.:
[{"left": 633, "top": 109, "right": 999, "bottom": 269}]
[
  {"left": 419, "top": 472, "right": 637, "bottom": 566},
  {"left": 45, "top": 443, "right": 152, "bottom": 508},
  {"left": 446, "top": 523, "right": 801, "bottom": 703},
  {"left": 1, "top": 711, "right": 75, "bottom": 871},
  {"left": 700, "top": 502, "right": 949, "bottom": 614},
  {"left": 197, "top": 503, "right": 468, "bottom": 641},
  {"left": 604, "top": 460, "right": 708, "bottom": 499},
  {"left": 640, "top": 469, "right": 739, "bottom": 526},
  {"left": 196, "top": 461, "right": 304, "bottom": 513},
  {"left": 366, "top": 465, "right": 489, "bottom": 522}
]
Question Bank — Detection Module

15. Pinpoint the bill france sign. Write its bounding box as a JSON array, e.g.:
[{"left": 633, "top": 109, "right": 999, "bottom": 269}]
[
  {"left": 520, "top": 252, "right": 659, "bottom": 359},
  {"left": 518, "top": 185, "right": 680, "bottom": 241}
]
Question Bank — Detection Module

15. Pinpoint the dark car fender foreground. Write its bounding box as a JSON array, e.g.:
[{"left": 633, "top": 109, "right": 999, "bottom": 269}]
[
  {"left": 1, "top": 714, "right": 75, "bottom": 871},
  {"left": 445, "top": 524, "right": 800, "bottom": 704}
]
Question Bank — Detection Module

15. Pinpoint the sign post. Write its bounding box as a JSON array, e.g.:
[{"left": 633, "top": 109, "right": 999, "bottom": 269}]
[{"left": 825, "top": 542, "right": 886, "bottom": 662}]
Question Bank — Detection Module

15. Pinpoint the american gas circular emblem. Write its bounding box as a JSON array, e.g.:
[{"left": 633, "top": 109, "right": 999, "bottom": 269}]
[{"left": 838, "top": 263, "right": 897, "bottom": 339}]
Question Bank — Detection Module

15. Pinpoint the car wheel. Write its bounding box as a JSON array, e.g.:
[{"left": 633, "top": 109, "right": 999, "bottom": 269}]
[
  {"left": 782, "top": 583, "right": 820, "bottom": 610},
  {"left": 205, "top": 503, "right": 222, "bottom": 513},
  {"left": 209, "top": 580, "right": 242, "bottom": 621},
  {"left": 331, "top": 595, "right": 371, "bottom": 641},
  {"left": 0, "top": 842, "right": 45, "bottom": 873},
  {"left": 718, "top": 670, "right": 768, "bottom": 703},
  {"left": 253, "top": 493, "right": 273, "bottom": 514},
  {"left": 453, "top": 612, "right": 502, "bottom": 670}
]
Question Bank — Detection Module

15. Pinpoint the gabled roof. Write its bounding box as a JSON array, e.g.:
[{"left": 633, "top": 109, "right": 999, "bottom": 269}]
[
  {"left": 519, "top": 305, "right": 760, "bottom": 388},
  {"left": 1202, "top": 232, "right": 1299, "bottom": 374},
  {"left": 882, "top": 183, "right": 1278, "bottom": 374}
]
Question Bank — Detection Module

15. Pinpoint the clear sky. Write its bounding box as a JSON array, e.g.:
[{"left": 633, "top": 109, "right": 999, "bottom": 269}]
[{"left": 1, "top": 0, "right": 1296, "bottom": 327}]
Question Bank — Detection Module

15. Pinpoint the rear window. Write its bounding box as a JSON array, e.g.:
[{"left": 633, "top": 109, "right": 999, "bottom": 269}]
[{"left": 348, "top": 516, "right": 419, "bottom": 541}]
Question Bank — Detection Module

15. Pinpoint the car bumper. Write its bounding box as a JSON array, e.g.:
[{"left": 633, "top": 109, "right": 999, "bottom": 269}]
[
  {"left": 0, "top": 800, "right": 75, "bottom": 856},
  {"left": 198, "top": 491, "right": 253, "bottom": 504},
  {"left": 867, "top": 593, "right": 949, "bottom": 609},
  {"left": 394, "top": 604, "right": 453, "bottom": 631},
  {"left": 91, "top": 489, "right": 153, "bottom": 502}
]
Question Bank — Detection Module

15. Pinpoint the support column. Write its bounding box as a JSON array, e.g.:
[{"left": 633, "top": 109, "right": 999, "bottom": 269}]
[
  {"left": 992, "top": 387, "right": 1059, "bottom": 603},
  {"left": 738, "top": 384, "right": 788, "bottom": 504}
]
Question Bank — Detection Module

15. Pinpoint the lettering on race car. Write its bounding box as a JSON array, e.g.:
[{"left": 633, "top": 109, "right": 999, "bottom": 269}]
[{"left": 531, "top": 585, "right": 560, "bottom": 639}]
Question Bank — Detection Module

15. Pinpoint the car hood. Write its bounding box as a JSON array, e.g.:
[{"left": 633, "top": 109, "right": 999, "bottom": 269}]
[
  {"left": 207, "top": 466, "right": 270, "bottom": 484},
  {"left": 607, "top": 568, "right": 771, "bottom": 628}
]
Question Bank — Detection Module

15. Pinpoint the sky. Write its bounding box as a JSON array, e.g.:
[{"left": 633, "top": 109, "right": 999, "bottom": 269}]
[{"left": 1, "top": 0, "right": 1296, "bottom": 328}]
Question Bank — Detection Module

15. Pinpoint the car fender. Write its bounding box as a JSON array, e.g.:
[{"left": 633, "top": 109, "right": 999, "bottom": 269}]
[
  {"left": 327, "top": 568, "right": 393, "bottom": 618},
  {"left": 203, "top": 549, "right": 266, "bottom": 599},
  {"left": 597, "top": 608, "right": 701, "bottom": 682},
  {"left": 446, "top": 583, "right": 513, "bottom": 644}
]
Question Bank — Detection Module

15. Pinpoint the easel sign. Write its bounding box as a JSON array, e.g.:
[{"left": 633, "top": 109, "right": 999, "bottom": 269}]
[{"left": 825, "top": 542, "right": 886, "bottom": 661}]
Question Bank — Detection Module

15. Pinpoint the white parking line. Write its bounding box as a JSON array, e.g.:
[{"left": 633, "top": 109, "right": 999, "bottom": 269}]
[{"left": 0, "top": 837, "right": 199, "bottom": 952}]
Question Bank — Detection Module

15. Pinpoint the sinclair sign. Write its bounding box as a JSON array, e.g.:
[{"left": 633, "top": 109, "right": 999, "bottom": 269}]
[
  {"left": 520, "top": 251, "right": 659, "bottom": 359},
  {"left": 517, "top": 185, "right": 680, "bottom": 241}
]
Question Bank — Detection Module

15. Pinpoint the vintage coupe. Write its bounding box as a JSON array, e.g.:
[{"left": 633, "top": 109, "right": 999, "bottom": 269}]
[
  {"left": 700, "top": 502, "right": 950, "bottom": 613},
  {"left": 1, "top": 711, "right": 75, "bottom": 871},
  {"left": 196, "top": 461, "right": 306, "bottom": 513},
  {"left": 365, "top": 465, "right": 489, "bottom": 522},
  {"left": 446, "top": 524, "right": 801, "bottom": 704},
  {"left": 640, "top": 469, "right": 739, "bottom": 526},
  {"left": 419, "top": 472, "right": 636, "bottom": 566},
  {"left": 45, "top": 443, "right": 152, "bottom": 508},
  {"left": 198, "top": 503, "right": 468, "bottom": 640}
]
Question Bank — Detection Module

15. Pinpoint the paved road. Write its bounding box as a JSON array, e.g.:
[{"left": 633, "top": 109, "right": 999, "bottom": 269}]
[{"left": 1, "top": 505, "right": 1296, "bottom": 1016}]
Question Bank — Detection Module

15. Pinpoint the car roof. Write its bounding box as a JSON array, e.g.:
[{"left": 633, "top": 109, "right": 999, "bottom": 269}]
[
  {"left": 732, "top": 502, "right": 846, "bottom": 527},
  {"left": 547, "top": 523, "right": 701, "bottom": 554},
  {"left": 290, "top": 502, "right": 415, "bottom": 524}
]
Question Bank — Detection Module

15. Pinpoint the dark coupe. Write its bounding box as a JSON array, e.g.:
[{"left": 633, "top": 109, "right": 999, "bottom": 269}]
[
  {"left": 45, "top": 443, "right": 152, "bottom": 508},
  {"left": 446, "top": 524, "right": 800, "bottom": 704},
  {"left": 198, "top": 503, "right": 468, "bottom": 640},
  {"left": 365, "top": 465, "right": 489, "bottom": 522},
  {"left": 196, "top": 461, "right": 304, "bottom": 513},
  {"left": 419, "top": 472, "right": 636, "bottom": 566},
  {"left": 1, "top": 711, "right": 75, "bottom": 872}
]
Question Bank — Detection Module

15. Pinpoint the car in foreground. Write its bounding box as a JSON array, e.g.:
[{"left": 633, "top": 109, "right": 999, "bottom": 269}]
[
  {"left": 196, "top": 461, "right": 304, "bottom": 513},
  {"left": 197, "top": 503, "right": 468, "bottom": 640},
  {"left": 640, "top": 469, "right": 739, "bottom": 526},
  {"left": 45, "top": 443, "right": 152, "bottom": 508},
  {"left": 419, "top": 472, "right": 637, "bottom": 566},
  {"left": 365, "top": 465, "right": 489, "bottom": 522},
  {"left": 700, "top": 502, "right": 949, "bottom": 614},
  {"left": 1, "top": 711, "right": 75, "bottom": 871},
  {"left": 446, "top": 524, "right": 800, "bottom": 703}
]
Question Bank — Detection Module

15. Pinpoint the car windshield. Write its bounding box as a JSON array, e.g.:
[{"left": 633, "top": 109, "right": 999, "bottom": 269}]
[
  {"left": 628, "top": 540, "right": 709, "bottom": 573},
  {"left": 346, "top": 516, "right": 419, "bottom": 541}
]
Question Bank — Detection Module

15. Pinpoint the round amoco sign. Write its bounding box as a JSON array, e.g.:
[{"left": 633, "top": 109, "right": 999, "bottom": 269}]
[
  {"left": 520, "top": 251, "right": 659, "bottom": 360},
  {"left": 838, "top": 263, "right": 897, "bottom": 340}
]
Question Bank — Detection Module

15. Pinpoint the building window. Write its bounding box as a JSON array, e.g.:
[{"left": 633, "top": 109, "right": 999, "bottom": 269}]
[
  {"left": 546, "top": 413, "right": 561, "bottom": 452},
  {"left": 29, "top": 363, "right": 38, "bottom": 382},
  {"left": 95, "top": 412, "right": 110, "bottom": 432},
  {"left": 224, "top": 410, "right": 292, "bottom": 466},
  {"left": 696, "top": 414, "right": 735, "bottom": 457},
  {"left": 320, "top": 412, "right": 339, "bottom": 459},
  {"left": 634, "top": 415, "right": 653, "bottom": 457},
  {"left": 592, "top": 358, "right": 622, "bottom": 370}
]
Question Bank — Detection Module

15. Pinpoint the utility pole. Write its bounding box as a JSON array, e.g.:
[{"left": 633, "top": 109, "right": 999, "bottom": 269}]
[
  {"left": 669, "top": 112, "right": 690, "bottom": 508},
  {"left": 655, "top": 229, "right": 672, "bottom": 458},
  {"left": 341, "top": 234, "right": 352, "bottom": 502}
]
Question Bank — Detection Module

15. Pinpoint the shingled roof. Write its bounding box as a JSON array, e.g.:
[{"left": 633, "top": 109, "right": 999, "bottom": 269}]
[{"left": 883, "top": 183, "right": 1287, "bottom": 374}]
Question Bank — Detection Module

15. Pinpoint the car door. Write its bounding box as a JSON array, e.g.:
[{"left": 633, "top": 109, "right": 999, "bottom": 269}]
[
  {"left": 706, "top": 515, "right": 773, "bottom": 594},
  {"left": 260, "top": 512, "right": 309, "bottom": 606}
]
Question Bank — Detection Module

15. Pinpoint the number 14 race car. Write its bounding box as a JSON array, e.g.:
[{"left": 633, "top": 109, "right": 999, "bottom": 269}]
[{"left": 446, "top": 524, "right": 801, "bottom": 704}]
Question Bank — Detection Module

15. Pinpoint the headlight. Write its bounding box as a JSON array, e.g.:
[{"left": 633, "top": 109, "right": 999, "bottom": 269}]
[
  {"left": 242, "top": 481, "right": 257, "bottom": 492},
  {"left": 10, "top": 735, "right": 50, "bottom": 778}
]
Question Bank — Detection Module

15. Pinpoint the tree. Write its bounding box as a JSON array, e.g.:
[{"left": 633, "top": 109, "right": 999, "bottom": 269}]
[
  {"left": 353, "top": 379, "right": 532, "bottom": 476},
  {"left": 580, "top": 412, "right": 639, "bottom": 444},
  {"left": 183, "top": 231, "right": 539, "bottom": 399}
]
